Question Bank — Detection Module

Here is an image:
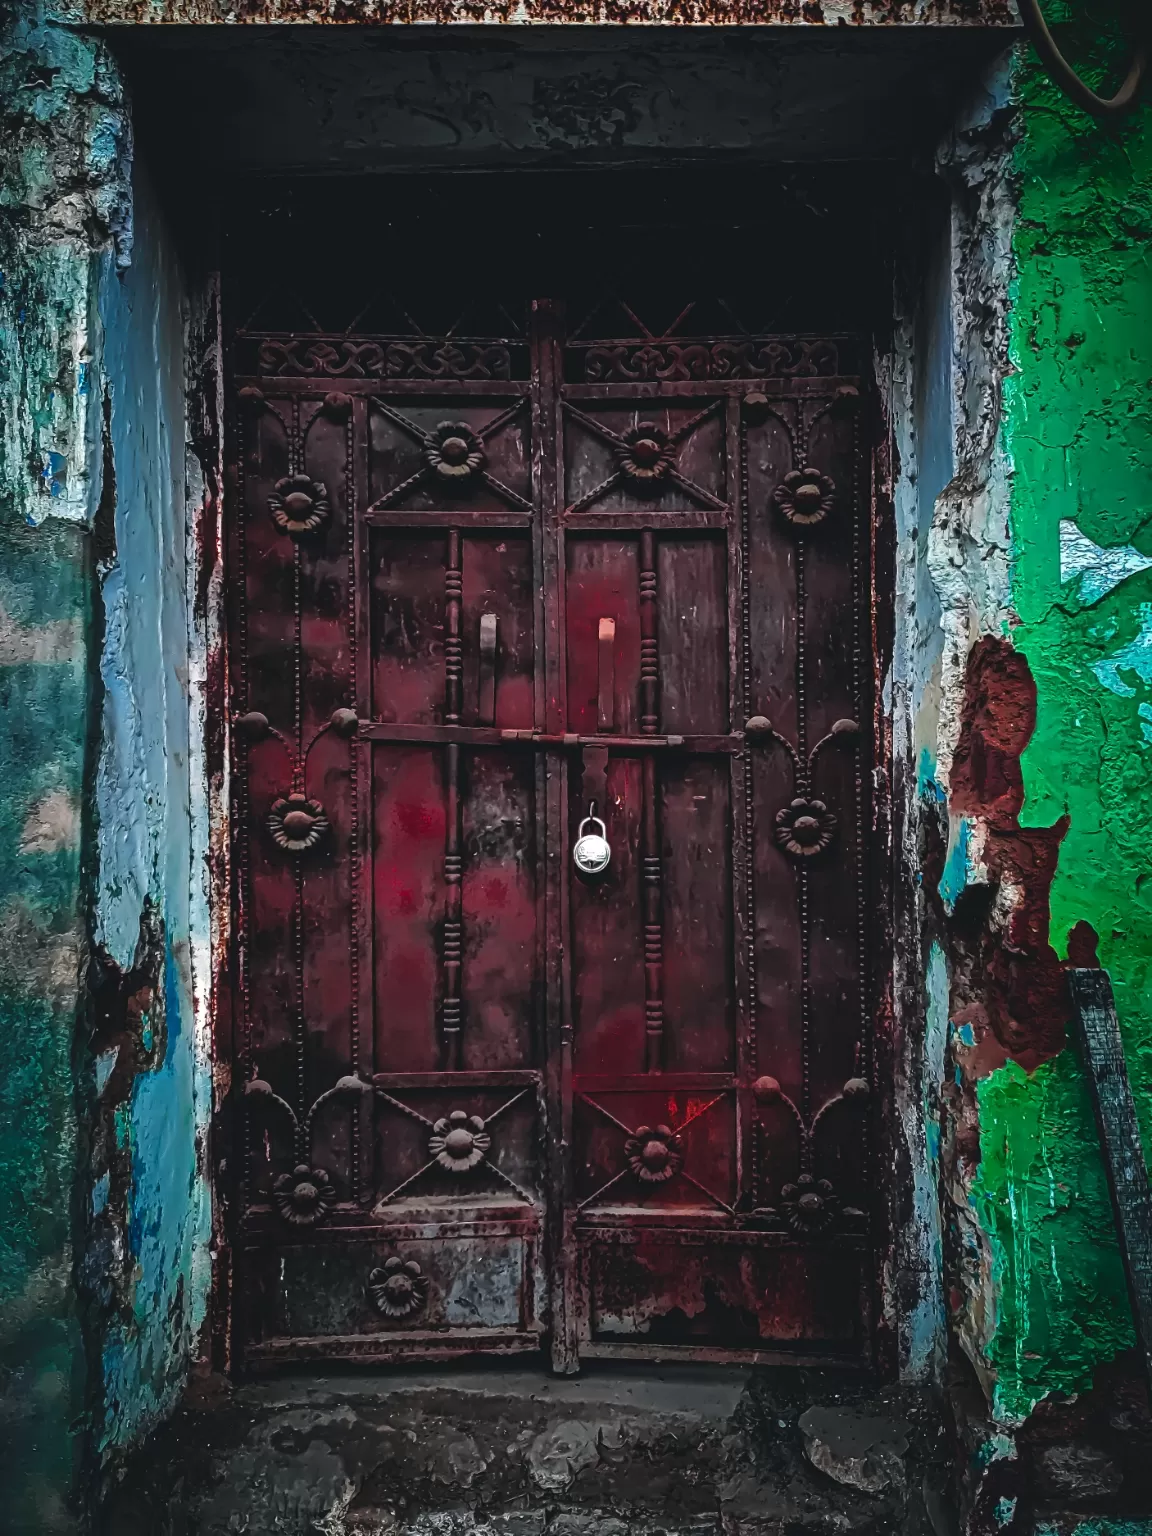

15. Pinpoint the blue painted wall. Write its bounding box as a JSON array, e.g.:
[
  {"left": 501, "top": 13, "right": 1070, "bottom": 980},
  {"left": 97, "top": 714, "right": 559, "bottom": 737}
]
[
  {"left": 92, "top": 164, "right": 211, "bottom": 1459},
  {"left": 0, "top": 13, "right": 211, "bottom": 1516}
]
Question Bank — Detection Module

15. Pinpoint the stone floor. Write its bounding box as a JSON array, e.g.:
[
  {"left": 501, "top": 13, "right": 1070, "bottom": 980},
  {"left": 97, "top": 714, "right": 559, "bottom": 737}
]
[{"left": 100, "top": 1362, "right": 957, "bottom": 1535}]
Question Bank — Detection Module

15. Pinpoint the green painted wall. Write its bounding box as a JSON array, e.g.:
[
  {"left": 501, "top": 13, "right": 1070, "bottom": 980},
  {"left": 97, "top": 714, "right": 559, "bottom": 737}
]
[{"left": 974, "top": 10, "right": 1152, "bottom": 1424}]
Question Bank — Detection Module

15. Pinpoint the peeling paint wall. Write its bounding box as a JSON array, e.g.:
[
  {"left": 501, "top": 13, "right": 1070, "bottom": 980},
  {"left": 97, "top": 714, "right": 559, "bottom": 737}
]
[
  {"left": 894, "top": 7, "right": 1152, "bottom": 1524},
  {"left": 886, "top": 142, "right": 953, "bottom": 1387},
  {"left": 974, "top": 13, "right": 1152, "bottom": 1426},
  {"left": 87, "top": 163, "right": 211, "bottom": 1463},
  {"left": 0, "top": 11, "right": 130, "bottom": 1529},
  {"left": 886, "top": 49, "right": 1019, "bottom": 1396},
  {"left": 0, "top": 10, "right": 210, "bottom": 1528}
]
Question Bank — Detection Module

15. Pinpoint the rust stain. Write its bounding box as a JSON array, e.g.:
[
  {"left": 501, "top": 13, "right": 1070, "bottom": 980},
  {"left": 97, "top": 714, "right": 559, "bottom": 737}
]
[
  {"left": 76, "top": 0, "right": 1015, "bottom": 26},
  {"left": 947, "top": 637, "right": 1072, "bottom": 1076}
]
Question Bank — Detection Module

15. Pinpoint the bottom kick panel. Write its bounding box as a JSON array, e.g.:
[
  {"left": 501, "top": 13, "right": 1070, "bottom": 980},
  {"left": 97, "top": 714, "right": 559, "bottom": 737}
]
[
  {"left": 242, "top": 1227, "right": 546, "bottom": 1358},
  {"left": 581, "top": 1231, "right": 869, "bottom": 1357},
  {"left": 243, "top": 1329, "right": 545, "bottom": 1366}
]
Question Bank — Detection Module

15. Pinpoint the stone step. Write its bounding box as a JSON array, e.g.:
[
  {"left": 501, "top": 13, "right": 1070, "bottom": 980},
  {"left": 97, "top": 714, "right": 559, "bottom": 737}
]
[{"left": 101, "top": 1365, "right": 950, "bottom": 1536}]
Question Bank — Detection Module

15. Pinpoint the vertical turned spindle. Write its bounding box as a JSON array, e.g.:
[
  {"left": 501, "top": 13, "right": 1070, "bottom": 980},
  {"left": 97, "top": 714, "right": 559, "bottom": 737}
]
[
  {"left": 445, "top": 529, "right": 463, "bottom": 725},
  {"left": 443, "top": 532, "right": 464, "bottom": 1065},
  {"left": 642, "top": 755, "right": 664, "bottom": 1072},
  {"left": 639, "top": 532, "right": 664, "bottom": 1070},
  {"left": 639, "top": 529, "right": 658, "bottom": 736},
  {"left": 443, "top": 742, "right": 463, "bottom": 1068}
]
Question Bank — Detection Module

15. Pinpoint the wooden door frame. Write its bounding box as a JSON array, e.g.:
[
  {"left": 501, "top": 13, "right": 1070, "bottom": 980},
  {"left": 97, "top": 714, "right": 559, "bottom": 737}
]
[{"left": 193, "top": 182, "right": 908, "bottom": 1383}]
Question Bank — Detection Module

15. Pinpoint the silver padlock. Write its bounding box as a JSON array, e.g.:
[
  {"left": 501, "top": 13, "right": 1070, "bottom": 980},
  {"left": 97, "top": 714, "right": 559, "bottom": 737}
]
[{"left": 573, "top": 810, "right": 611, "bottom": 876}]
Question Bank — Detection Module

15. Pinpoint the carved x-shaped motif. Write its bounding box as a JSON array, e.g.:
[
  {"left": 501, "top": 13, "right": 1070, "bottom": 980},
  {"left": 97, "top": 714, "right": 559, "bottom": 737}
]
[
  {"left": 563, "top": 400, "right": 727, "bottom": 517},
  {"left": 576, "top": 1090, "right": 733, "bottom": 1214},
  {"left": 372, "top": 1085, "right": 535, "bottom": 1208},
  {"left": 367, "top": 398, "right": 532, "bottom": 513}
]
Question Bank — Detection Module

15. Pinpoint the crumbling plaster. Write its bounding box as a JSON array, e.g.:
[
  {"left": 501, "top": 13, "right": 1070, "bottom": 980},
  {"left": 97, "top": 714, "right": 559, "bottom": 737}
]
[
  {"left": 884, "top": 48, "right": 1019, "bottom": 1395},
  {"left": 87, "top": 163, "right": 212, "bottom": 1461},
  {"left": 1, "top": 9, "right": 212, "bottom": 1530},
  {"left": 888, "top": 9, "right": 1152, "bottom": 1510},
  {"left": 974, "top": 18, "right": 1152, "bottom": 1428}
]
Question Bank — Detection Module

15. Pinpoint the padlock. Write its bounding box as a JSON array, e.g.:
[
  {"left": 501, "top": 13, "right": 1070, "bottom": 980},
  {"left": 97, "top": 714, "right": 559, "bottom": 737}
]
[{"left": 573, "top": 810, "right": 611, "bottom": 876}]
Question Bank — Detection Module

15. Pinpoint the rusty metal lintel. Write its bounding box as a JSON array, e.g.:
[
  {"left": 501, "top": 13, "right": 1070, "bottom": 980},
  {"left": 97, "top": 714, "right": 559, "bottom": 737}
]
[{"left": 78, "top": 0, "right": 1016, "bottom": 28}]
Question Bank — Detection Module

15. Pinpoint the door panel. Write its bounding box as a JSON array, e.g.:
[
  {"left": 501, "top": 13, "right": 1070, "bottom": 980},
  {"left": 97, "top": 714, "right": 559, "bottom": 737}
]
[
  {"left": 367, "top": 397, "right": 532, "bottom": 516},
  {"left": 563, "top": 401, "right": 729, "bottom": 519},
  {"left": 460, "top": 535, "right": 535, "bottom": 730},
  {"left": 369, "top": 532, "right": 449, "bottom": 725},
  {"left": 660, "top": 759, "right": 736, "bottom": 1072},
  {"left": 370, "top": 743, "right": 449, "bottom": 1073},
  {"left": 565, "top": 539, "right": 643, "bottom": 734},
  {"left": 585, "top": 1237, "right": 865, "bottom": 1351},
  {"left": 657, "top": 537, "right": 730, "bottom": 734},
  {"left": 226, "top": 308, "right": 874, "bottom": 1368}
]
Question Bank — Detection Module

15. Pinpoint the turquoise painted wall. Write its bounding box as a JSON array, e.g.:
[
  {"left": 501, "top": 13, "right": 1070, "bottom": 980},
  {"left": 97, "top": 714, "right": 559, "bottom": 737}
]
[
  {"left": 0, "top": 13, "right": 209, "bottom": 1525},
  {"left": 0, "top": 18, "right": 122, "bottom": 1527},
  {"left": 92, "top": 165, "right": 210, "bottom": 1459}
]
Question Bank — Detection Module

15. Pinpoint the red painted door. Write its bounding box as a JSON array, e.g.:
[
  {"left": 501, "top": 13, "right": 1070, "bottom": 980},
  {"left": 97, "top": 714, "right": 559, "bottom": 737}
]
[{"left": 226, "top": 300, "right": 874, "bottom": 1369}]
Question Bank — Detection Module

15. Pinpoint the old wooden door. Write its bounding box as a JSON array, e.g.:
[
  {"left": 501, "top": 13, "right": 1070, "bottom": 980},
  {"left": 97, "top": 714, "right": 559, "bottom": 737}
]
[{"left": 227, "top": 300, "right": 874, "bottom": 1369}]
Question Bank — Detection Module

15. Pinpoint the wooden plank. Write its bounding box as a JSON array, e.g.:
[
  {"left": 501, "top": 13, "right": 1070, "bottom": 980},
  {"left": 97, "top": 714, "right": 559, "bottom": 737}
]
[
  {"left": 573, "top": 1072, "right": 734, "bottom": 1092},
  {"left": 245, "top": 1329, "right": 544, "bottom": 1365},
  {"left": 563, "top": 379, "right": 861, "bottom": 401},
  {"left": 359, "top": 722, "right": 746, "bottom": 752},
  {"left": 533, "top": 297, "right": 581, "bottom": 1375},
  {"left": 236, "top": 378, "right": 532, "bottom": 398},
  {"left": 364, "top": 509, "right": 533, "bottom": 530},
  {"left": 563, "top": 509, "right": 732, "bottom": 532},
  {"left": 350, "top": 394, "right": 373, "bottom": 1201},
  {"left": 241, "top": 1214, "right": 542, "bottom": 1243},
  {"left": 371, "top": 1069, "right": 540, "bottom": 1089},
  {"left": 579, "top": 1342, "right": 866, "bottom": 1368},
  {"left": 1067, "top": 967, "right": 1152, "bottom": 1394}
]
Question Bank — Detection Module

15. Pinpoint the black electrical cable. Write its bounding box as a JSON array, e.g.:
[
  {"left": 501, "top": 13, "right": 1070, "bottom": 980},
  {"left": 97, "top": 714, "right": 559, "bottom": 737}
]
[{"left": 1017, "top": 0, "right": 1147, "bottom": 119}]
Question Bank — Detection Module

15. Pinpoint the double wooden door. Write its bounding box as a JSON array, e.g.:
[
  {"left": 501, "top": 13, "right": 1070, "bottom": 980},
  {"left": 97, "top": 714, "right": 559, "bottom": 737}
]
[{"left": 227, "top": 299, "right": 875, "bottom": 1369}]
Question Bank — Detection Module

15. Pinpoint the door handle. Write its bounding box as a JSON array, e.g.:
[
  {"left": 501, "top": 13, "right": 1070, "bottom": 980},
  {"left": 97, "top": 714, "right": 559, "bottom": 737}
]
[
  {"left": 478, "top": 613, "right": 498, "bottom": 726},
  {"left": 597, "top": 617, "right": 615, "bottom": 732}
]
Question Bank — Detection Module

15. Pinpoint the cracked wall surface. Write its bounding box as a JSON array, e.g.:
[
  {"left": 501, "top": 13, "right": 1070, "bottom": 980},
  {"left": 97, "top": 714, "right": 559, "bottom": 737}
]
[
  {"left": 970, "top": 15, "right": 1152, "bottom": 1427},
  {"left": 882, "top": 10, "right": 1152, "bottom": 1530},
  {"left": 889, "top": 20, "right": 1152, "bottom": 1521},
  {"left": 0, "top": 11, "right": 210, "bottom": 1530},
  {"left": 0, "top": 12, "right": 129, "bottom": 1529},
  {"left": 88, "top": 163, "right": 211, "bottom": 1468}
]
